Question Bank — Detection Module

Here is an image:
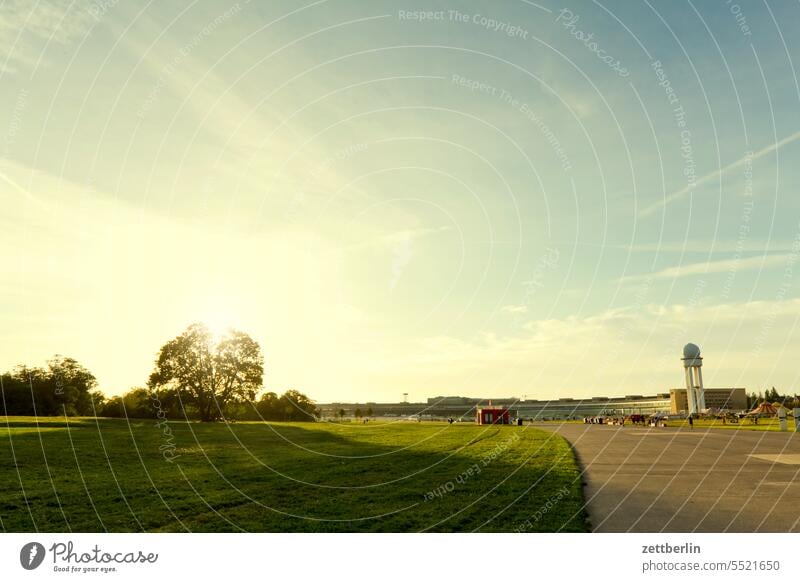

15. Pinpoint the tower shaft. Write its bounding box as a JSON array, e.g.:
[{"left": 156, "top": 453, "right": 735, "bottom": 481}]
[{"left": 682, "top": 343, "right": 704, "bottom": 415}]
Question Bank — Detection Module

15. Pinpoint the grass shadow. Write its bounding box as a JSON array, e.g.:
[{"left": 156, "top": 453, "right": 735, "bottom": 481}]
[{"left": 0, "top": 418, "right": 588, "bottom": 533}]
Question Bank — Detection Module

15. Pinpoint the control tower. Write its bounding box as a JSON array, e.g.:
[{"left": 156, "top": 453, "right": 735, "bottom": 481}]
[{"left": 682, "top": 343, "right": 706, "bottom": 415}]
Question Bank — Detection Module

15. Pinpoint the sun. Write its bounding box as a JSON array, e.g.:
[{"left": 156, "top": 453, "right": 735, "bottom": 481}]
[
  {"left": 204, "top": 319, "right": 232, "bottom": 344},
  {"left": 197, "top": 302, "right": 241, "bottom": 344}
]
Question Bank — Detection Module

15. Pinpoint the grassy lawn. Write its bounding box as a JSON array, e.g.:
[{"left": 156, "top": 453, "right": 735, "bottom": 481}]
[
  {"left": 0, "top": 417, "right": 587, "bottom": 533},
  {"left": 673, "top": 417, "right": 795, "bottom": 432}
]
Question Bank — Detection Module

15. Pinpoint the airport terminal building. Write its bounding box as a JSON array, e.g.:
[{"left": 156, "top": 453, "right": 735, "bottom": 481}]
[
  {"left": 319, "top": 344, "right": 746, "bottom": 420},
  {"left": 320, "top": 387, "right": 747, "bottom": 420},
  {"left": 669, "top": 387, "right": 747, "bottom": 414},
  {"left": 434, "top": 387, "right": 745, "bottom": 418}
]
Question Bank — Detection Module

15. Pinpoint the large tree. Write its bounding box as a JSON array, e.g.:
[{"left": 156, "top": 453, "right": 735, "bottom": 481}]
[{"left": 148, "top": 323, "right": 264, "bottom": 422}]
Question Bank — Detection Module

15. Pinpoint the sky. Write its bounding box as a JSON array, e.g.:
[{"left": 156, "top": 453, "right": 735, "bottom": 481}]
[{"left": 2, "top": 0, "right": 800, "bottom": 402}]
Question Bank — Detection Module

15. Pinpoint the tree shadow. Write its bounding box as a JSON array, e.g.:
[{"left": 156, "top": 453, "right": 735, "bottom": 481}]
[{"left": 0, "top": 419, "right": 588, "bottom": 533}]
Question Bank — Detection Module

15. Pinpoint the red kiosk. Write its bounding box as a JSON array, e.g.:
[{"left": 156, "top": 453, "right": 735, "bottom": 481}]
[{"left": 476, "top": 406, "right": 510, "bottom": 425}]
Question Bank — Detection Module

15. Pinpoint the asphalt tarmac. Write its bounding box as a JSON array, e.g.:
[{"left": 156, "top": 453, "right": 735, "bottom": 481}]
[{"left": 537, "top": 422, "right": 800, "bottom": 532}]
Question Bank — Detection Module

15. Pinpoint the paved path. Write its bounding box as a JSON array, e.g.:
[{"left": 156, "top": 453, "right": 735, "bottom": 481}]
[{"left": 536, "top": 423, "right": 800, "bottom": 532}]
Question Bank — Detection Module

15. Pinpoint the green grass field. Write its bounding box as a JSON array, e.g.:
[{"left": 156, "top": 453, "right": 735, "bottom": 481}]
[
  {"left": 672, "top": 417, "right": 793, "bottom": 432},
  {"left": 0, "top": 417, "right": 588, "bottom": 533}
]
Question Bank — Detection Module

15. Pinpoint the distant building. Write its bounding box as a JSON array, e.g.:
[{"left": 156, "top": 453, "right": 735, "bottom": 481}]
[
  {"left": 512, "top": 394, "right": 672, "bottom": 419},
  {"left": 318, "top": 389, "right": 748, "bottom": 420},
  {"left": 318, "top": 343, "right": 747, "bottom": 419},
  {"left": 670, "top": 387, "right": 746, "bottom": 414}
]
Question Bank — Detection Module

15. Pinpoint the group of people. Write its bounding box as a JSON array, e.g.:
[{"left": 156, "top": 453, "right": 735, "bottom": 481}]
[
  {"left": 583, "top": 416, "right": 628, "bottom": 425},
  {"left": 583, "top": 414, "right": 668, "bottom": 427}
]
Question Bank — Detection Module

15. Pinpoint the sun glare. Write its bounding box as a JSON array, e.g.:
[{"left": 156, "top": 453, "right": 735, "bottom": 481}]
[{"left": 197, "top": 302, "right": 241, "bottom": 344}]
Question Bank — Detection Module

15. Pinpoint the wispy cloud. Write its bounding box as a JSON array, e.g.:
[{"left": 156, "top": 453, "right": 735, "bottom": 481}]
[
  {"left": 623, "top": 240, "right": 799, "bottom": 254},
  {"left": 379, "top": 227, "right": 452, "bottom": 290},
  {"left": 382, "top": 226, "right": 452, "bottom": 244},
  {"left": 639, "top": 130, "right": 800, "bottom": 218},
  {"left": 377, "top": 297, "right": 800, "bottom": 398},
  {"left": 621, "top": 253, "right": 792, "bottom": 283},
  {"left": 0, "top": 164, "right": 49, "bottom": 210},
  {"left": 340, "top": 226, "right": 452, "bottom": 254},
  {"left": 0, "top": 0, "right": 95, "bottom": 73}
]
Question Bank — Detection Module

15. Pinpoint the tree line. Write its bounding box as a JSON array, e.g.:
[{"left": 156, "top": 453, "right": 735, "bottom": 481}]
[
  {"left": 1, "top": 323, "right": 318, "bottom": 422},
  {"left": 333, "top": 407, "right": 374, "bottom": 419},
  {"left": 746, "top": 387, "right": 800, "bottom": 410},
  {"left": 1, "top": 356, "right": 103, "bottom": 417}
]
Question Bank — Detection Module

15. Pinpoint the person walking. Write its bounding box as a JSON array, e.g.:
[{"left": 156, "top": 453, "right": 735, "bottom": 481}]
[{"left": 688, "top": 415, "right": 694, "bottom": 430}]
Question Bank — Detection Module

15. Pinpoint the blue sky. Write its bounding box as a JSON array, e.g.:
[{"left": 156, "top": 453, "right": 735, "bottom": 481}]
[{"left": 2, "top": 0, "right": 800, "bottom": 401}]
